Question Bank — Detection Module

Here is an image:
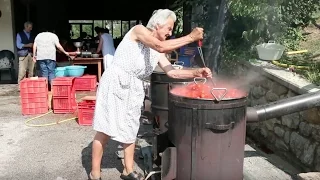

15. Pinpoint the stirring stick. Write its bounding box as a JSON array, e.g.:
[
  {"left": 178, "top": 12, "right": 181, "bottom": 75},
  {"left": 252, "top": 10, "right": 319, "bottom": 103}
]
[{"left": 197, "top": 40, "right": 216, "bottom": 86}]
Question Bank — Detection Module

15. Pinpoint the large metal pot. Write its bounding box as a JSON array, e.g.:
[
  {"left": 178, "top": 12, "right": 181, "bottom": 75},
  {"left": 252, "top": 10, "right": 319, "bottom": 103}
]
[{"left": 161, "top": 78, "right": 320, "bottom": 180}]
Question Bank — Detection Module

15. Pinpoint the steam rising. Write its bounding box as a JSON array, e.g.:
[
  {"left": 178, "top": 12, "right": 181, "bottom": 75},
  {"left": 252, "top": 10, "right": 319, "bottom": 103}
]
[{"left": 169, "top": 68, "right": 264, "bottom": 99}]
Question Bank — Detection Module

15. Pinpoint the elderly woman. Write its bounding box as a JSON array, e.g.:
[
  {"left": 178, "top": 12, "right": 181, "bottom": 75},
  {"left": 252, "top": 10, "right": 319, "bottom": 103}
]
[{"left": 90, "top": 9, "right": 212, "bottom": 180}]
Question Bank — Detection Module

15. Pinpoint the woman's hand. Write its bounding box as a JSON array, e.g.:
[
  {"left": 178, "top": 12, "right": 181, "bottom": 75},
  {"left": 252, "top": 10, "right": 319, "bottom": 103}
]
[
  {"left": 189, "top": 27, "right": 204, "bottom": 42},
  {"left": 193, "top": 67, "right": 212, "bottom": 78}
]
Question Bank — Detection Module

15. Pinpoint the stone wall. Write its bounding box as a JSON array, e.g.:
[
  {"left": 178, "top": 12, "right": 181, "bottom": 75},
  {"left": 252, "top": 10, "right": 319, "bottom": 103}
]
[{"left": 232, "top": 60, "right": 320, "bottom": 171}]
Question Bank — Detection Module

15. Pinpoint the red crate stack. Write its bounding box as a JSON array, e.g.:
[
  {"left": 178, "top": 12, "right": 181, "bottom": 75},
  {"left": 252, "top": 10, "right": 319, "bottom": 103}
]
[
  {"left": 51, "top": 77, "right": 77, "bottom": 114},
  {"left": 20, "top": 77, "right": 49, "bottom": 115},
  {"left": 78, "top": 96, "right": 96, "bottom": 126},
  {"left": 74, "top": 75, "right": 97, "bottom": 91}
]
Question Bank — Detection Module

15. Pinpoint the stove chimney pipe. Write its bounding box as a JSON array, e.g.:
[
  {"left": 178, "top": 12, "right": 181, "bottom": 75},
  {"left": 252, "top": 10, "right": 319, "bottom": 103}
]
[{"left": 246, "top": 91, "right": 320, "bottom": 122}]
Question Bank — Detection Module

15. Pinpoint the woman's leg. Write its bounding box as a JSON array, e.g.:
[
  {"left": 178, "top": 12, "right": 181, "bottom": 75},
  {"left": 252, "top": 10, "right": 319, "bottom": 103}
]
[
  {"left": 91, "top": 132, "right": 110, "bottom": 178},
  {"left": 122, "top": 142, "right": 136, "bottom": 175}
]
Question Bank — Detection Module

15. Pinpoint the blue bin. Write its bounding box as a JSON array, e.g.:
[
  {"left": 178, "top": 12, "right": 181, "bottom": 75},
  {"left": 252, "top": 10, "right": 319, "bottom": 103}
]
[
  {"left": 65, "top": 65, "right": 87, "bottom": 77},
  {"left": 55, "top": 67, "right": 67, "bottom": 77},
  {"left": 178, "top": 55, "right": 193, "bottom": 67}
]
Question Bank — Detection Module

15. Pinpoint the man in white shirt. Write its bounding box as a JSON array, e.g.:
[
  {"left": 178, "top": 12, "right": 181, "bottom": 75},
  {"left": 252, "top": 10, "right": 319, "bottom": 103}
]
[
  {"left": 96, "top": 28, "right": 116, "bottom": 70},
  {"left": 33, "top": 29, "right": 69, "bottom": 85}
]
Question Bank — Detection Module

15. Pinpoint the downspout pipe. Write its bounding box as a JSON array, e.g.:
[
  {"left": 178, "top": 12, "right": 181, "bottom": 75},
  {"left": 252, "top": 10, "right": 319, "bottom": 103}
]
[{"left": 247, "top": 91, "right": 320, "bottom": 122}]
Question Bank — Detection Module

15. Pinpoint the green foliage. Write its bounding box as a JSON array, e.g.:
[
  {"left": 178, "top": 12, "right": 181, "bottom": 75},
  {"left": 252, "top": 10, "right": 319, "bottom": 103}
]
[
  {"left": 174, "top": 0, "right": 320, "bottom": 83},
  {"left": 174, "top": 0, "right": 320, "bottom": 51},
  {"left": 228, "top": 0, "right": 317, "bottom": 50},
  {"left": 173, "top": 7, "right": 184, "bottom": 37}
]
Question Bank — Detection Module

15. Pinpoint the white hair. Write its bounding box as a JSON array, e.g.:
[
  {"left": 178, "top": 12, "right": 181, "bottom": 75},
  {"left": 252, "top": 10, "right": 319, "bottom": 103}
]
[{"left": 146, "top": 9, "right": 176, "bottom": 30}]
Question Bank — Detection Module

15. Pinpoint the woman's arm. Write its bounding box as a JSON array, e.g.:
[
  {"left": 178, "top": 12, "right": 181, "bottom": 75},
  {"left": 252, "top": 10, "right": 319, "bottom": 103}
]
[
  {"left": 131, "top": 25, "right": 203, "bottom": 53},
  {"left": 32, "top": 42, "right": 37, "bottom": 62},
  {"left": 158, "top": 54, "right": 212, "bottom": 79}
]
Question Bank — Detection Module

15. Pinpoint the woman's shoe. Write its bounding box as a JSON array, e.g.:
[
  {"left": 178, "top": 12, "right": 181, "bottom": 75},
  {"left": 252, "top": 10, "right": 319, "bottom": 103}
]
[{"left": 120, "top": 171, "right": 144, "bottom": 180}]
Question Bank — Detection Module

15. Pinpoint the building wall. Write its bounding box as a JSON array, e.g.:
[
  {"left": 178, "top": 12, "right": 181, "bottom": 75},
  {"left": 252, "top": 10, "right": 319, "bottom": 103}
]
[{"left": 0, "top": 0, "right": 15, "bottom": 52}]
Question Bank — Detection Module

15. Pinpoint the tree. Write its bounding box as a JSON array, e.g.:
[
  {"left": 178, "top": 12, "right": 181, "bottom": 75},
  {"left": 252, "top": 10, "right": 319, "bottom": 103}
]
[{"left": 173, "top": 0, "right": 320, "bottom": 72}]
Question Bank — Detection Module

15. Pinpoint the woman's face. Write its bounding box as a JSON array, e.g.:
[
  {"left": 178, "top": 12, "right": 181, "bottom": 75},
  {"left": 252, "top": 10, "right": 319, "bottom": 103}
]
[{"left": 155, "top": 18, "right": 174, "bottom": 41}]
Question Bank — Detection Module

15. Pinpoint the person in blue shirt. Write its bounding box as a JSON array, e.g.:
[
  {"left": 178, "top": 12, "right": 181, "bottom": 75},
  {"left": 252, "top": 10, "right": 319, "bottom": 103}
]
[{"left": 16, "top": 21, "right": 35, "bottom": 84}]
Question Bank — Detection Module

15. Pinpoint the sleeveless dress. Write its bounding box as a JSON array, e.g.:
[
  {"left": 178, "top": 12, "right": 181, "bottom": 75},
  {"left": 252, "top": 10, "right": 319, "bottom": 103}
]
[{"left": 93, "top": 27, "right": 161, "bottom": 144}]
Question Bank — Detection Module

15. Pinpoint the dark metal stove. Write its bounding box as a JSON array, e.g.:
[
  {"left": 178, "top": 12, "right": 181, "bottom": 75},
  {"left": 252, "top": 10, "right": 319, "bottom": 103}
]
[
  {"left": 150, "top": 66, "right": 193, "bottom": 164},
  {"left": 159, "top": 80, "right": 320, "bottom": 180}
]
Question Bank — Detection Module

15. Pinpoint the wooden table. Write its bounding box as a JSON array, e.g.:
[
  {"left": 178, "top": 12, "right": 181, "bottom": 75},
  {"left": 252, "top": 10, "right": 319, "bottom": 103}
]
[{"left": 71, "top": 57, "right": 103, "bottom": 81}]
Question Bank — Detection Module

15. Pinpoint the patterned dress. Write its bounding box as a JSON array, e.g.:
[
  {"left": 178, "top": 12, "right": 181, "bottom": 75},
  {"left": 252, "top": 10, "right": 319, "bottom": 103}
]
[{"left": 93, "top": 27, "right": 161, "bottom": 144}]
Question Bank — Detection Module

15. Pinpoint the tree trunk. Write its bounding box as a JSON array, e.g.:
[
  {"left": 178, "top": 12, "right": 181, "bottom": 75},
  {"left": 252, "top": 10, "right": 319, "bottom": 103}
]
[{"left": 204, "top": 0, "right": 229, "bottom": 74}]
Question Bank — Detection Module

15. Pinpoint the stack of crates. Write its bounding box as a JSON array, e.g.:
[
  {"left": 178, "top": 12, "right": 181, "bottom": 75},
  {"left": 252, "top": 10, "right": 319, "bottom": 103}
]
[
  {"left": 74, "top": 75, "right": 97, "bottom": 91},
  {"left": 78, "top": 96, "right": 96, "bottom": 126},
  {"left": 51, "top": 77, "right": 77, "bottom": 114},
  {"left": 20, "top": 77, "right": 49, "bottom": 115}
]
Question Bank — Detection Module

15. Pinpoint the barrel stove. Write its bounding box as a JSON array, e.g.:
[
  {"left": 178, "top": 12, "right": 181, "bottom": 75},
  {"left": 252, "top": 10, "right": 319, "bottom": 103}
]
[
  {"left": 150, "top": 66, "right": 193, "bottom": 164},
  {"left": 161, "top": 80, "right": 320, "bottom": 180}
]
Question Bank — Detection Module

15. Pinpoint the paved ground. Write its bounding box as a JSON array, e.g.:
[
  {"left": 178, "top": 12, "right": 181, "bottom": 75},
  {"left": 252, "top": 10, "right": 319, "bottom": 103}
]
[{"left": 0, "top": 84, "right": 302, "bottom": 180}]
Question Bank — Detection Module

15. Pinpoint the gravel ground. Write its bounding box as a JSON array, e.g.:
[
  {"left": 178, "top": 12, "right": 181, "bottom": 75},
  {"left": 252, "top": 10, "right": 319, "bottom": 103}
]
[
  {"left": 0, "top": 84, "right": 301, "bottom": 180},
  {"left": 0, "top": 85, "right": 144, "bottom": 180}
]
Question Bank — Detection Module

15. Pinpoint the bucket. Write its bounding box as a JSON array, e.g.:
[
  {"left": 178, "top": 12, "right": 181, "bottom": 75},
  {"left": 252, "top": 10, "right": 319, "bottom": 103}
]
[
  {"left": 55, "top": 67, "right": 67, "bottom": 77},
  {"left": 178, "top": 55, "right": 193, "bottom": 67},
  {"left": 256, "top": 40, "right": 285, "bottom": 61},
  {"left": 65, "top": 65, "right": 87, "bottom": 77}
]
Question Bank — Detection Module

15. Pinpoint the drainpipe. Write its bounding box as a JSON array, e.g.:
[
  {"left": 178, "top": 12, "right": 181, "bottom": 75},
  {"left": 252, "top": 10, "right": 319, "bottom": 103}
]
[{"left": 246, "top": 90, "right": 320, "bottom": 122}]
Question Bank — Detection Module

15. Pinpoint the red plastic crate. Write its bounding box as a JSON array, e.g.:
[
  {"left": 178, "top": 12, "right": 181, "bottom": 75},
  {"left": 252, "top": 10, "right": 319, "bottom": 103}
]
[
  {"left": 53, "top": 96, "right": 77, "bottom": 114},
  {"left": 74, "top": 75, "right": 97, "bottom": 91},
  {"left": 77, "top": 100, "right": 96, "bottom": 126},
  {"left": 21, "top": 102, "right": 49, "bottom": 115},
  {"left": 52, "top": 77, "right": 77, "bottom": 114},
  {"left": 19, "top": 77, "right": 49, "bottom": 115},
  {"left": 51, "top": 77, "right": 75, "bottom": 97},
  {"left": 78, "top": 108, "right": 94, "bottom": 126}
]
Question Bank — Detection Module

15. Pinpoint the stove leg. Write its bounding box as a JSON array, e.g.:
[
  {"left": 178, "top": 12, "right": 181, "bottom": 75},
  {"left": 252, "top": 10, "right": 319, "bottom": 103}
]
[{"left": 161, "top": 147, "right": 177, "bottom": 180}]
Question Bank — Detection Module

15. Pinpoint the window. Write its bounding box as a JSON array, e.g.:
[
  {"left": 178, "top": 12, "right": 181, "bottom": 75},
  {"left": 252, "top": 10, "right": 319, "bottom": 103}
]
[
  {"left": 69, "top": 20, "right": 93, "bottom": 23},
  {"left": 68, "top": 20, "right": 143, "bottom": 39},
  {"left": 122, "top": 21, "right": 129, "bottom": 36},
  {"left": 70, "top": 24, "right": 80, "bottom": 39},
  {"left": 82, "top": 24, "right": 93, "bottom": 38},
  {"left": 105, "top": 20, "right": 113, "bottom": 35},
  {"left": 113, "top": 20, "right": 121, "bottom": 38},
  {"left": 130, "top": 20, "right": 137, "bottom": 28}
]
